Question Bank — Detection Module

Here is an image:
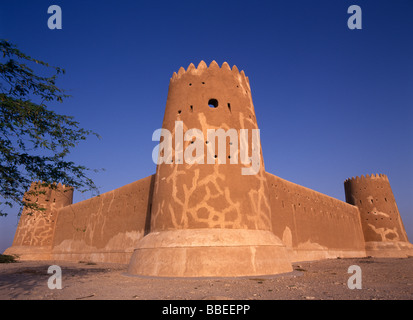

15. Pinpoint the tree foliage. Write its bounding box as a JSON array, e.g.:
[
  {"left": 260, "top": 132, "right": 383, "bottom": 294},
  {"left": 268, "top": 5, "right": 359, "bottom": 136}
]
[{"left": 0, "top": 39, "right": 99, "bottom": 217}]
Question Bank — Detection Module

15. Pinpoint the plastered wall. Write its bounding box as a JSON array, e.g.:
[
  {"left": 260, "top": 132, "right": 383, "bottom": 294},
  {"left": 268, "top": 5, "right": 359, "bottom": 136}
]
[
  {"left": 266, "top": 173, "right": 366, "bottom": 261},
  {"left": 51, "top": 175, "right": 154, "bottom": 263}
]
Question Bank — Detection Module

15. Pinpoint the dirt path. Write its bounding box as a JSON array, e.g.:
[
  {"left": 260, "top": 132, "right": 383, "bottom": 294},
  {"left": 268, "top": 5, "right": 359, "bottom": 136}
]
[{"left": 0, "top": 257, "right": 412, "bottom": 300}]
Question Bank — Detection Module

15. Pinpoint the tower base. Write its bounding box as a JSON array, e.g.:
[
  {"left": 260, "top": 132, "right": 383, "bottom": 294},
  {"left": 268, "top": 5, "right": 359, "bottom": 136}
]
[
  {"left": 127, "top": 229, "right": 292, "bottom": 277},
  {"left": 3, "top": 245, "right": 52, "bottom": 261},
  {"left": 365, "top": 241, "right": 413, "bottom": 258}
]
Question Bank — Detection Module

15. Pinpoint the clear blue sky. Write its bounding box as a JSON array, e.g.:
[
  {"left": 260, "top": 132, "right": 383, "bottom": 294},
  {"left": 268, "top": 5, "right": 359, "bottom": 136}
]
[{"left": 1, "top": 0, "right": 412, "bottom": 253}]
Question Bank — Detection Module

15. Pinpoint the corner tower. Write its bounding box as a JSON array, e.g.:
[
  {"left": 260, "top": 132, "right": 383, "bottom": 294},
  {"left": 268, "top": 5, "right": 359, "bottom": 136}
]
[
  {"left": 128, "top": 61, "right": 292, "bottom": 277},
  {"left": 344, "top": 174, "right": 413, "bottom": 257},
  {"left": 4, "top": 181, "right": 73, "bottom": 260}
]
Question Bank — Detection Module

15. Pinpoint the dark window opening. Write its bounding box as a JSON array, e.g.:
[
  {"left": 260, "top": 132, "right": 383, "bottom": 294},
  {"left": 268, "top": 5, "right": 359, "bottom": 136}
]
[
  {"left": 208, "top": 99, "right": 218, "bottom": 108},
  {"left": 228, "top": 103, "right": 231, "bottom": 112},
  {"left": 178, "top": 110, "right": 181, "bottom": 114},
  {"left": 190, "top": 105, "right": 193, "bottom": 112}
]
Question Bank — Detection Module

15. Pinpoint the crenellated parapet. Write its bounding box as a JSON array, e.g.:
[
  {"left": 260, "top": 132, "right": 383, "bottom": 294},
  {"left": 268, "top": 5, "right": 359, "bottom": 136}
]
[
  {"left": 344, "top": 173, "right": 389, "bottom": 184},
  {"left": 170, "top": 60, "right": 251, "bottom": 92}
]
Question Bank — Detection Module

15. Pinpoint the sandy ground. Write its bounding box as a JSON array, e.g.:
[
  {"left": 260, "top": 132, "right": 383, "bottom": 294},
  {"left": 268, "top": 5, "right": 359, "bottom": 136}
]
[{"left": 0, "top": 257, "right": 412, "bottom": 300}]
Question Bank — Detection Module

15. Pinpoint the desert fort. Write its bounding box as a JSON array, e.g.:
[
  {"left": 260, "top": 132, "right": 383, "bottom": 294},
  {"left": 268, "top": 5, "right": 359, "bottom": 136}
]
[{"left": 4, "top": 61, "right": 413, "bottom": 277}]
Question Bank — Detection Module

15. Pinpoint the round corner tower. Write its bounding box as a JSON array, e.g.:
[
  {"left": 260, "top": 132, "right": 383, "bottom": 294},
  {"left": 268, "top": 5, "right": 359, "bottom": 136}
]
[
  {"left": 127, "top": 61, "right": 292, "bottom": 277},
  {"left": 344, "top": 174, "right": 413, "bottom": 257},
  {"left": 4, "top": 181, "right": 74, "bottom": 260}
]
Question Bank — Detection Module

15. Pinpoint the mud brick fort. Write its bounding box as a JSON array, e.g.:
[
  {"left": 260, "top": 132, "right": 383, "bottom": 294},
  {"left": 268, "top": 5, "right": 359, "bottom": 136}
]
[{"left": 5, "top": 61, "right": 413, "bottom": 277}]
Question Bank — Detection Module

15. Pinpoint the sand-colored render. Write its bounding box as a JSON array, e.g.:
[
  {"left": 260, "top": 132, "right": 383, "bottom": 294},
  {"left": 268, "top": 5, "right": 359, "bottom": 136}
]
[{"left": 4, "top": 61, "right": 413, "bottom": 277}]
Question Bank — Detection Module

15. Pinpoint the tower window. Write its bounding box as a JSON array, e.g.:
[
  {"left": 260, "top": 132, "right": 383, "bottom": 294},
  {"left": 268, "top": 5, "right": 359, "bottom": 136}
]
[{"left": 208, "top": 99, "right": 218, "bottom": 108}]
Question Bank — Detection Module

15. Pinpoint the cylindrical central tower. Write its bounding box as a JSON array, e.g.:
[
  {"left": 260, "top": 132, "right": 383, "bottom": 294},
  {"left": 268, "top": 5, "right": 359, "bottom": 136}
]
[{"left": 128, "top": 61, "right": 292, "bottom": 277}]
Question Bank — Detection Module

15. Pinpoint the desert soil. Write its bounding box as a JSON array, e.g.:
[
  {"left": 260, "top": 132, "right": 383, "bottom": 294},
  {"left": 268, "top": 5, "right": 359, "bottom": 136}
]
[{"left": 0, "top": 257, "right": 412, "bottom": 300}]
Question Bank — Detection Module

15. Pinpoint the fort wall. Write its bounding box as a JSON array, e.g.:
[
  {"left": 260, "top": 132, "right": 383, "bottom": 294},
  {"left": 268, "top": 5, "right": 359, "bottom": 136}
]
[
  {"left": 51, "top": 175, "right": 154, "bottom": 263},
  {"left": 266, "top": 173, "right": 366, "bottom": 262}
]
